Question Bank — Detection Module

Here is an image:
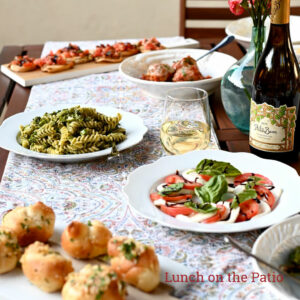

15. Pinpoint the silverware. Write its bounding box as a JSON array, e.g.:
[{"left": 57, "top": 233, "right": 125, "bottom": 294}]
[
  {"left": 224, "top": 235, "right": 300, "bottom": 285},
  {"left": 196, "top": 35, "right": 235, "bottom": 61}
]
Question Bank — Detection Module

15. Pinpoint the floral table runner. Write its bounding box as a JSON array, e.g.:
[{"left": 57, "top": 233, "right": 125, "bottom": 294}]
[{"left": 0, "top": 41, "right": 279, "bottom": 300}]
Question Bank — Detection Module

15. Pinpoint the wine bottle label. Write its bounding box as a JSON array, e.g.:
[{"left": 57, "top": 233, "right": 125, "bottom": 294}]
[
  {"left": 271, "top": 0, "right": 290, "bottom": 24},
  {"left": 249, "top": 100, "right": 297, "bottom": 152}
]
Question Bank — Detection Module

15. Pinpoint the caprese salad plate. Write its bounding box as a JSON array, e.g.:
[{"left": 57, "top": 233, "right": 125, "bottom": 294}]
[{"left": 123, "top": 150, "right": 300, "bottom": 233}]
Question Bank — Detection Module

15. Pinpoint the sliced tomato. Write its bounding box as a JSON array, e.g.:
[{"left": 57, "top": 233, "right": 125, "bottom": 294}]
[
  {"left": 162, "top": 194, "right": 192, "bottom": 201},
  {"left": 199, "top": 174, "right": 212, "bottom": 181},
  {"left": 164, "top": 175, "right": 184, "bottom": 184},
  {"left": 236, "top": 213, "right": 247, "bottom": 222},
  {"left": 160, "top": 205, "right": 194, "bottom": 217},
  {"left": 237, "top": 199, "right": 259, "bottom": 221},
  {"left": 234, "top": 173, "right": 273, "bottom": 186},
  {"left": 150, "top": 193, "right": 161, "bottom": 202},
  {"left": 254, "top": 185, "right": 275, "bottom": 208},
  {"left": 183, "top": 182, "right": 202, "bottom": 190},
  {"left": 202, "top": 205, "right": 226, "bottom": 224}
]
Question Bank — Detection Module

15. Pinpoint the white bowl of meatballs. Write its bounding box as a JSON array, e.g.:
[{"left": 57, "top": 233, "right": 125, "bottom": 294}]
[{"left": 119, "top": 48, "right": 237, "bottom": 98}]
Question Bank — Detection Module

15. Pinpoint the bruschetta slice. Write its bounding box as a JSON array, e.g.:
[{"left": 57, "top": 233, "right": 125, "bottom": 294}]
[
  {"left": 92, "top": 45, "right": 124, "bottom": 63},
  {"left": 9, "top": 55, "right": 37, "bottom": 72},
  {"left": 56, "top": 43, "right": 93, "bottom": 64},
  {"left": 113, "top": 42, "right": 139, "bottom": 57},
  {"left": 34, "top": 52, "right": 74, "bottom": 73},
  {"left": 137, "top": 37, "right": 166, "bottom": 53}
]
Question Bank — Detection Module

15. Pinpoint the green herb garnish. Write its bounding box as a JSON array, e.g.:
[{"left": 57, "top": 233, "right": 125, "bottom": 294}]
[
  {"left": 158, "top": 183, "right": 184, "bottom": 196},
  {"left": 195, "top": 159, "right": 241, "bottom": 177},
  {"left": 184, "top": 201, "right": 217, "bottom": 213},
  {"left": 121, "top": 241, "right": 138, "bottom": 260},
  {"left": 231, "top": 188, "right": 257, "bottom": 209},
  {"left": 194, "top": 175, "right": 228, "bottom": 204}
]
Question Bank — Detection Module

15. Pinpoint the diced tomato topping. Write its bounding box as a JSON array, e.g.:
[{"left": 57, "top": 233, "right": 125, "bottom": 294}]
[
  {"left": 160, "top": 205, "right": 194, "bottom": 217},
  {"left": 234, "top": 173, "right": 273, "bottom": 186},
  {"left": 162, "top": 194, "right": 192, "bottom": 201},
  {"left": 199, "top": 174, "right": 212, "bottom": 181},
  {"left": 202, "top": 205, "right": 226, "bottom": 224},
  {"left": 164, "top": 175, "right": 185, "bottom": 184},
  {"left": 150, "top": 193, "right": 162, "bottom": 202},
  {"left": 22, "top": 62, "right": 34, "bottom": 67},
  {"left": 254, "top": 185, "right": 275, "bottom": 208},
  {"left": 236, "top": 199, "right": 259, "bottom": 221}
]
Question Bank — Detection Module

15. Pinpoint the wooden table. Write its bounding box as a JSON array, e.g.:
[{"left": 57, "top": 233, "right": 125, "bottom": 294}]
[{"left": 0, "top": 39, "right": 299, "bottom": 181}]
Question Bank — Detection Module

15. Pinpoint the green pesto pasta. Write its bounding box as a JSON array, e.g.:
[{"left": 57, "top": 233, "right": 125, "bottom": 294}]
[{"left": 19, "top": 106, "right": 127, "bottom": 155}]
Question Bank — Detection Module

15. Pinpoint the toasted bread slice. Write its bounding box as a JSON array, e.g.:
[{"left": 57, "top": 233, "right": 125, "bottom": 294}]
[
  {"left": 64, "top": 54, "right": 93, "bottom": 64},
  {"left": 94, "top": 56, "right": 124, "bottom": 63},
  {"left": 9, "top": 64, "right": 37, "bottom": 72},
  {"left": 139, "top": 45, "right": 166, "bottom": 53},
  {"left": 120, "top": 49, "right": 139, "bottom": 57},
  {"left": 41, "top": 62, "right": 74, "bottom": 73}
]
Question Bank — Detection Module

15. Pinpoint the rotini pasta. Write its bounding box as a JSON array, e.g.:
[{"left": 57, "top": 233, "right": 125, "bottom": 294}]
[{"left": 19, "top": 106, "right": 127, "bottom": 155}]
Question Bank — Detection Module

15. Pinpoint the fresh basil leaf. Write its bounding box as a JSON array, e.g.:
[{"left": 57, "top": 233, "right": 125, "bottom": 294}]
[
  {"left": 245, "top": 176, "right": 264, "bottom": 189},
  {"left": 194, "top": 175, "right": 228, "bottom": 204},
  {"left": 158, "top": 183, "right": 184, "bottom": 196},
  {"left": 231, "top": 188, "right": 257, "bottom": 209},
  {"left": 195, "top": 159, "right": 241, "bottom": 177},
  {"left": 184, "top": 201, "right": 217, "bottom": 214}
]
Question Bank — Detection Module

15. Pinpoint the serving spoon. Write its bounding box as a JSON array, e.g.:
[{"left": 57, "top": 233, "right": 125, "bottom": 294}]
[{"left": 196, "top": 35, "right": 235, "bottom": 61}]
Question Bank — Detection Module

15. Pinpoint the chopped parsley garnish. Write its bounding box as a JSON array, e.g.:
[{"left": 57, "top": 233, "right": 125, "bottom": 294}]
[{"left": 121, "top": 241, "right": 138, "bottom": 260}]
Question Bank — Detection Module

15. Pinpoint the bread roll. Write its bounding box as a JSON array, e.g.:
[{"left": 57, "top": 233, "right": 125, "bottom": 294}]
[
  {"left": 107, "top": 237, "right": 160, "bottom": 292},
  {"left": 41, "top": 62, "right": 74, "bottom": 73},
  {"left": 62, "top": 264, "right": 126, "bottom": 300},
  {"left": 20, "top": 241, "right": 73, "bottom": 292},
  {"left": 61, "top": 220, "right": 112, "bottom": 259},
  {"left": 0, "top": 226, "right": 21, "bottom": 274},
  {"left": 2, "top": 201, "right": 55, "bottom": 246}
]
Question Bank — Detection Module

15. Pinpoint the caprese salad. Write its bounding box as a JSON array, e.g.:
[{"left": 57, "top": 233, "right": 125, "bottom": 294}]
[{"left": 149, "top": 159, "right": 282, "bottom": 224}]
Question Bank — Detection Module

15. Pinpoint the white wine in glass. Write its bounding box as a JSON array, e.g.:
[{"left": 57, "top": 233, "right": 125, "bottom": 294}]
[{"left": 161, "top": 88, "right": 211, "bottom": 155}]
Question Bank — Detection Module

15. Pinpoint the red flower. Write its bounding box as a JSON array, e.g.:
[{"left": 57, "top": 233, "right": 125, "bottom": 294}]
[{"left": 228, "top": 0, "right": 245, "bottom": 16}]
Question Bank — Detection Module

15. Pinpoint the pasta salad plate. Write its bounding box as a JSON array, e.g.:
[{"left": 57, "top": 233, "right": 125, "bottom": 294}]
[
  {"left": 123, "top": 150, "right": 300, "bottom": 233},
  {"left": 0, "top": 105, "right": 147, "bottom": 163}
]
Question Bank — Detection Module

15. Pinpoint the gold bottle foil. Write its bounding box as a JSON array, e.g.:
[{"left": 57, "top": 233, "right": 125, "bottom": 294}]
[{"left": 271, "top": 0, "right": 290, "bottom": 24}]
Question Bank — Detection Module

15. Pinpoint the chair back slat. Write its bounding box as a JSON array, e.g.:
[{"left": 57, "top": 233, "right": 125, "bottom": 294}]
[{"left": 181, "top": 0, "right": 300, "bottom": 39}]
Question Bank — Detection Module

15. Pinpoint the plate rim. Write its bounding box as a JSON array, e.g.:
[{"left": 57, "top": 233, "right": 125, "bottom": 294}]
[
  {"left": 123, "top": 149, "right": 300, "bottom": 233},
  {"left": 0, "top": 104, "right": 148, "bottom": 162},
  {"left": 252, "top": 214, "right": 300, "bottom": 300}
]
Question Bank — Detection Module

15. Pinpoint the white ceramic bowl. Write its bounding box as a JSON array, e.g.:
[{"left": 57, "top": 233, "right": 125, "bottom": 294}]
[
  {"left": 119, "top": 49, "right": 237, "bottom": 99},
  {"left": 226, "top": 16, "right": 300, "bottom": 49},
  {"left": 252, "top": 215, "right": 300, "bottom": 300}
]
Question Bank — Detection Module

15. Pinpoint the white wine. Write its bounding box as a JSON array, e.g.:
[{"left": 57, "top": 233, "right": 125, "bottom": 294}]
[
  {"left": 160, "top": 120, "right": 210, "bottom": 155},
  {"left": 250, "top": 0, "right": 300, "bottom": 162}
]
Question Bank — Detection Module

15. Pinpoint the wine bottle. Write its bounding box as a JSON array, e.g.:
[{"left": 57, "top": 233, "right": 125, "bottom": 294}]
[{"left": 249, "top": 0, "right": 300, "bottom": 162}]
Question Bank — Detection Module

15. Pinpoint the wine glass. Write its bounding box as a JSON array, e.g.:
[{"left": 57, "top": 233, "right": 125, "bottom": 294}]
[{"left": 160, "top": 87, "right": 211, "bottom": 155}]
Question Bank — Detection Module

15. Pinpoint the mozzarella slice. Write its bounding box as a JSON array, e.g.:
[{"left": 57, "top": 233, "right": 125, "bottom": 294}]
[
  {"left": 182, "top": 169, "right": 207, "bottom": 185},
  {"left": 157, "top": 183, "right": 168, "bottom": 192},
  {"left": 251, "top": 201, "right": 271, "bottom": 219},
  {"left": 270, "top": 187, "right": 282, "bottom": 205},
  {"left": 153, "top": 199, "right": 166, "bottom": 206},
  {"left": 218, "top": 207, "right": 240, "bottom": 224},
  {"left": 176, "top": 210, "right": 217, "bottom": 223}
]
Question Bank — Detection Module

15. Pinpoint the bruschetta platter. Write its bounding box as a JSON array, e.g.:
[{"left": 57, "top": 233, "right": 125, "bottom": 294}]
[
  {"left": 0, "top": 202, "right": 191, "bottom": 300},
  {"left": 0, "top": 38, "right": 200, "bottom": 87}
]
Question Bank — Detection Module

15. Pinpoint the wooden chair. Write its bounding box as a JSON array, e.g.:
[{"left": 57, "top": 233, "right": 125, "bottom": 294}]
[{"left": 180, "top": 0, "right": 300, "bottom": 40}]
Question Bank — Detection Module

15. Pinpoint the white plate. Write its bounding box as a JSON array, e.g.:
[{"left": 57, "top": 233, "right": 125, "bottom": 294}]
[
  {"left": 252, "top": 215, "right": 300, "bottom": 300},
  {"left": 0, "top": 219, "right": 192, "bottom": 300},
  {"left": 0, "top": 105, "right": 147, "bottom": 163},
  {"left": 123, "top": 150, "right": 300, "bottom": 233},
  {"left": 226, "top": 16, "right": 300, "bottom": 49},
  {"left": 119, "top": 48, "right": 237, "bottom": 98}
]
